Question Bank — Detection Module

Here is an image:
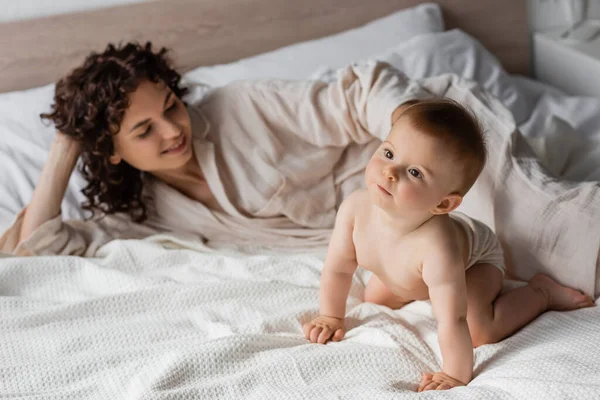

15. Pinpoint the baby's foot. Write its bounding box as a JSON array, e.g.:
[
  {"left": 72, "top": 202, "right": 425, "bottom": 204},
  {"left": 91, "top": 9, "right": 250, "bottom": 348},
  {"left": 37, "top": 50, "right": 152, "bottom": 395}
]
[{"left": 530, "top": 273, "right": 595, "bottom": 311}]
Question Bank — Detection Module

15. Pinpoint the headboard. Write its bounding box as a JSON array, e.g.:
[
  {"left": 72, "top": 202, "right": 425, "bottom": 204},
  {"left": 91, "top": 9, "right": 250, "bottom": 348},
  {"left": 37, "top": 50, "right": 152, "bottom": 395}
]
[{"left": 0, "top": 0, "right": 530, "bottom": 93}]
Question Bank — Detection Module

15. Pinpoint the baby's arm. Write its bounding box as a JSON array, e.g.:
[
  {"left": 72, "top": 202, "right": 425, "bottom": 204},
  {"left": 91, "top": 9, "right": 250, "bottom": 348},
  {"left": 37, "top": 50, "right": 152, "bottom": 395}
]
[
  {"left": 303, "top": 195, "right": 359, "bottom": 344},
  {"left": 421, "top": 245, "right": 472, "bottom": 387}
]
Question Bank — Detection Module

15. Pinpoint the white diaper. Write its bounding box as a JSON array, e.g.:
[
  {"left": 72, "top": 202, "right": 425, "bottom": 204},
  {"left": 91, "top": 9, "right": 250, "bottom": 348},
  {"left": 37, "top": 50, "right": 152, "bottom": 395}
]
[{"left": 449, "top": 212, "right": 506, "bottom": 276}]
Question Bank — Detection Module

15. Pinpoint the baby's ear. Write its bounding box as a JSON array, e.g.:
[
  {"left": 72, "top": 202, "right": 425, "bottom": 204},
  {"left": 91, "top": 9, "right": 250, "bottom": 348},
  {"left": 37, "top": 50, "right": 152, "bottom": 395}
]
[{"left": 430, "top": 194, "right": 462, "bottom": 215}]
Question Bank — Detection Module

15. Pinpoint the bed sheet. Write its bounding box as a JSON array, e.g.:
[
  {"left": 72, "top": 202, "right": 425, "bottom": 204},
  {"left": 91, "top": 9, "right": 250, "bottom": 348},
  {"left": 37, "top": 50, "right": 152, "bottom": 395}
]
[{"left": 1, "top": 238, "right": 598, "bottom": 399}]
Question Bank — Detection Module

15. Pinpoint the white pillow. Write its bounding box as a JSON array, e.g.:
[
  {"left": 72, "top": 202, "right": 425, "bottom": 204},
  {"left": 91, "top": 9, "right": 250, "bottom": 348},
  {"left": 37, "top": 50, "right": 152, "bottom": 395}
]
[
  {"left": 355, "top": 29, "right": 533, "bottom": 125},
  {"left": 183, "top": 3, "right": 443, "bottom": 86},
  {"left": 524, "top": 115, "right": 588, "bottom": 178}
]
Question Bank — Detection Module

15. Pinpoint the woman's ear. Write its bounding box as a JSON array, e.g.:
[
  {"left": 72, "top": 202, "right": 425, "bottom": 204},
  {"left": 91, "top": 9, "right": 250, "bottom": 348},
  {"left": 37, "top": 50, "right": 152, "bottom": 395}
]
[
  {"left": 430, "top": 194, "right": 463, "bottom": 215},
  {"left": 109, "top": 153, "right": 122, "bottom": 165}
]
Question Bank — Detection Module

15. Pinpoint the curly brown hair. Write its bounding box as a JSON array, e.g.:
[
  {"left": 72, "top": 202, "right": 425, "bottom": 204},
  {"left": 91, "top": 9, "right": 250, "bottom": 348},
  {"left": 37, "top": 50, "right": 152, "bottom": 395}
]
[{"left": 41, "top": 42, "right": 188, "bottom": 222}]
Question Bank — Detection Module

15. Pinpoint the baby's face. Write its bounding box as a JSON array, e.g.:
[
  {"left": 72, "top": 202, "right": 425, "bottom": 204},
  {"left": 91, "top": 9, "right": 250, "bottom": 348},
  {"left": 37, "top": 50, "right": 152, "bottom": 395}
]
[{"left": 365, "top": 116, "right": 459, "bottom": 217}]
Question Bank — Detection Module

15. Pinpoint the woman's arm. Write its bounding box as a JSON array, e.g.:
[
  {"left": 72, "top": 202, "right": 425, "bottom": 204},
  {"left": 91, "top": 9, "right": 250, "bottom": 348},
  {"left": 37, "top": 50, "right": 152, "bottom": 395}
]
[
  {"left": 19, "top": 132, "right": 81, "bottom": 243},
  {"left": 223, "top": 61, "right": 425, "bottom": 147},
  {"left": 3, "top": 132, "right": 158, "bottom": 257}
]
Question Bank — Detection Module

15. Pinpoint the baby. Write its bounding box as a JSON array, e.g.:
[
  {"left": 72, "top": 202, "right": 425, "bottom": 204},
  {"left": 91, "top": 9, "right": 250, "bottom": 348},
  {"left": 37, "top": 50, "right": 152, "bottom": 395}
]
[{"left": 303, "top": 99, "right": 595, "bottom": 392}]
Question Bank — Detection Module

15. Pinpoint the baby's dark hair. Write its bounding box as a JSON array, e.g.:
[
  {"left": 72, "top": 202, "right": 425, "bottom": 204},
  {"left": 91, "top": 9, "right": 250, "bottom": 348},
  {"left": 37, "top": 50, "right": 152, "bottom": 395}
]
[
  {"left": 398, "top": 98, "right": 486, "bottom": 195},
  {"left": 41, "top": 42, "right": 187, "bottom": 222}
]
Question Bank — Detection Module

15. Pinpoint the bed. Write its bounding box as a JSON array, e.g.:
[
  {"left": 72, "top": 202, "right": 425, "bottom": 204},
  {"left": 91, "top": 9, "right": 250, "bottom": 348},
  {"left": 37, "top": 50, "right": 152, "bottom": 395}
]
[{"left": 1, "top": 1, "right": 599, "bottom": 398}]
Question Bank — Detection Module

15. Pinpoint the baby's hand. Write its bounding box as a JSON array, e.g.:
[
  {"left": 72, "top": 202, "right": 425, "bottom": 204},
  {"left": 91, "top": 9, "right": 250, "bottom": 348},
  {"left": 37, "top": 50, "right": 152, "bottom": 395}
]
[
  {"left": 417, "top": 372, "right": 466, "bottom": 392},
  {"left": 303, "top": 315, "right": 345, "bottom": 344}
]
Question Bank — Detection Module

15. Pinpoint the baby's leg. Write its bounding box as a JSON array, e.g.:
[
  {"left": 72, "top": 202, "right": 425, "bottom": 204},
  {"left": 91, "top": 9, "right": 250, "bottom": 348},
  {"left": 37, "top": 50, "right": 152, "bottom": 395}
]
[
  {"left": 364, "top": 274, "right": 413, "bottom": 309},
  {"left": 465, "top": 264, "right": 595, "bottom": 347}
]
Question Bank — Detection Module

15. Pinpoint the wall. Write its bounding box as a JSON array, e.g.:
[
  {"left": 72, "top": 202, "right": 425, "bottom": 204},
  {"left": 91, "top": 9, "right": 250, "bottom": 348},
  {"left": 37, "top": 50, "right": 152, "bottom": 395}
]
[
  {"left": 0, "top": 0, "right": 152, "bottom": 23},
  {"left": 5, "top": 1, "right": 600, "bottom": 33}
]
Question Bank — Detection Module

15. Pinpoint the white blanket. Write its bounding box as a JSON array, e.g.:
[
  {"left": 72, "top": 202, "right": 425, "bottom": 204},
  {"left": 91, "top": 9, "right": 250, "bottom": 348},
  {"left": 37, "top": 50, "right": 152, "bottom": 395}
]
[{"left": 1, "top": 237, "right": 598, "bottom": 399}]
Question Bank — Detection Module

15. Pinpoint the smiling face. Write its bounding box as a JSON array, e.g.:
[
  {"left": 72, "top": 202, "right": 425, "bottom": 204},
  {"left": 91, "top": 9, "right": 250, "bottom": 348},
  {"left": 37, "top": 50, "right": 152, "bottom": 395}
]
[
  {"left": 111, "top": 79, "right": 193, "bottom": 172},
  {"left": 365, "top": 115, "right": 463, "bottom": 218}
]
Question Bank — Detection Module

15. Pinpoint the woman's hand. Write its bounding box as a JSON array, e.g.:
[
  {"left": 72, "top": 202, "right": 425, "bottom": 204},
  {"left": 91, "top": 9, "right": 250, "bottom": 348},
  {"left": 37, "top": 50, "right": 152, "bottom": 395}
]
[
  {"left": 53, "top": 130, "right": 83, "bottom": 153},
  {"left": 303, "top": 315, "right": 345, "bottom": 344},
  {"left": 417, "top": 372, "right": 466, "bottom": 392}
]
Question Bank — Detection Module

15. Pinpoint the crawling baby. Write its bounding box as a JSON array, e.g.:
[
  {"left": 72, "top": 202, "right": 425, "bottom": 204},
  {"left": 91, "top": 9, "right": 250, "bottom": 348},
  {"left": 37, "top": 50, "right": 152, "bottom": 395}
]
[{"left": 303, "top": 98, "right": 595, "bottom": 392}]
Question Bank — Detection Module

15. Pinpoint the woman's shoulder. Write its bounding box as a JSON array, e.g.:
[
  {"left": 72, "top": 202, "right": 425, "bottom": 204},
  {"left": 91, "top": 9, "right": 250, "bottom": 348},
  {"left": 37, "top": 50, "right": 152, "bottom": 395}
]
[{"left": 187, "top": 78, "right": 310, "bottom": 108}]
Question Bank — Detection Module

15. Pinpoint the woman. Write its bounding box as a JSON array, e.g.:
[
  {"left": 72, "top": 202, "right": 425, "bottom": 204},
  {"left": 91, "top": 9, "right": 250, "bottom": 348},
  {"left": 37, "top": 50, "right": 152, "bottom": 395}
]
[{"left": 1, "top": 41, "right": 423, "bottom": 256}]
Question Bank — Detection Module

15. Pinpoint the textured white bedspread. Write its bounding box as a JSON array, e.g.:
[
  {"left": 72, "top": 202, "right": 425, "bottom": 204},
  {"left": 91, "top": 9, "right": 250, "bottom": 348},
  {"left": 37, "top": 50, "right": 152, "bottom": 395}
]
[{"left": 1, "top": 238, "right": 598, "bottom": 399}]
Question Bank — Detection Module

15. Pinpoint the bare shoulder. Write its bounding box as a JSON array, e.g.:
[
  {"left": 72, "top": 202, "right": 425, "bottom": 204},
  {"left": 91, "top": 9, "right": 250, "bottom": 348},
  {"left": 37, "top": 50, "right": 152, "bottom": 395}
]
[
  {"left": 418, "top": 216, "right": 464, "bottom": 276},
  {"left": 419, "top": 215, "right": 461, "bottom": 248},
  {"left": 342, "top": 189, "right": 369, "bottom": 208},
  {"left": 328, "top": 190, "right": 368, "bottom": 261},
  {"left": 338, "top": 189, "right": 369, "bottom": 220}
]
